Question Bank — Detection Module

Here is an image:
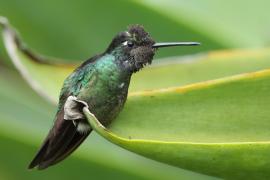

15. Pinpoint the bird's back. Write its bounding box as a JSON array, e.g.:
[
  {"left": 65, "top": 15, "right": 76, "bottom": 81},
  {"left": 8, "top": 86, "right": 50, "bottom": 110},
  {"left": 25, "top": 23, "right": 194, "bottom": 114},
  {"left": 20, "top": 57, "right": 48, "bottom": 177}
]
[{"left": 29, "top": 54, "right": 131, "bottom": 169}]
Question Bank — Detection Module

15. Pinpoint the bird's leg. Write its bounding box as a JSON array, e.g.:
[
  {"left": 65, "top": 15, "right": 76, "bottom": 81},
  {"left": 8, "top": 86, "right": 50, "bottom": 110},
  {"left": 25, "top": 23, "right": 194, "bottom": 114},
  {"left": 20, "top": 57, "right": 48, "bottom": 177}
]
[
  {"left": 63, "top": 96, "right": 89, "bottom": 123},
  {"left": 64, "top": 96, "right": 105, "bottom": 131}
]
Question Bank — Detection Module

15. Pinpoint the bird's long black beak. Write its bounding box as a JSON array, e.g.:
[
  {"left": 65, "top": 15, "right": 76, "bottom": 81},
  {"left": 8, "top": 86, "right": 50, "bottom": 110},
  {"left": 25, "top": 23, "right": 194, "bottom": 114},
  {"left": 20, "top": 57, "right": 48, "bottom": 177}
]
[{"left": 152, "top": 42, "right": 200, "bottom": 48}]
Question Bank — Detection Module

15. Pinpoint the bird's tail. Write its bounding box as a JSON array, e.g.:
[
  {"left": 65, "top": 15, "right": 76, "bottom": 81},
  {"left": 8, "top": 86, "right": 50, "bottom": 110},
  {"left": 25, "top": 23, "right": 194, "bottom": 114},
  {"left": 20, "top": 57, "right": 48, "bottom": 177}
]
[{"left": 28, "top": 108, "right": 91, "bottom": 170}]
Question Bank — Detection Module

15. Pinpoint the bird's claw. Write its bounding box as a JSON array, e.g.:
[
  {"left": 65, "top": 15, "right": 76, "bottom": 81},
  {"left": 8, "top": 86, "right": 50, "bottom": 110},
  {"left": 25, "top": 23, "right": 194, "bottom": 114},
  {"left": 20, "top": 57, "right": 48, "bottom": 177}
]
[{"left": 64, "top": 96, "right": 89, "bottom": 120}]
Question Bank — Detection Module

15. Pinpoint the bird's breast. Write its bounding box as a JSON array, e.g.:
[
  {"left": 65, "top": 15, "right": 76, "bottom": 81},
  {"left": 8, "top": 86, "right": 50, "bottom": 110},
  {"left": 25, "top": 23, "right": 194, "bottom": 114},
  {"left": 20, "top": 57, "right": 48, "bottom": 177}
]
[{"left": 78, "top": 63, "right": 131, "bottom": 125}]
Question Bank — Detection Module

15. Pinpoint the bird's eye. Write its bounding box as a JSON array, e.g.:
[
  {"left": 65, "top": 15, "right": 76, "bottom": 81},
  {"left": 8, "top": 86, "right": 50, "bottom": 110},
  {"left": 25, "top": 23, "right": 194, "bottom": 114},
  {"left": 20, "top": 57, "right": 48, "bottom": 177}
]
[
  {"left": 122, "top": 41, "right": 134, "bottom": 47},
  {"left": 127, "top": 41, "right": 134, "bottom": 47}
]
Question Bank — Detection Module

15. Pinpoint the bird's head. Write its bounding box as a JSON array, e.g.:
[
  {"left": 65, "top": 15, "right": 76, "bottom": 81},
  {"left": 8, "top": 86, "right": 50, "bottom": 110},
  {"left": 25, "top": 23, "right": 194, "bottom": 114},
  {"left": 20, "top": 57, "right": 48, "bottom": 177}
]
[{"left": 106, "top": 25, "right": 199, "bottom": 73}]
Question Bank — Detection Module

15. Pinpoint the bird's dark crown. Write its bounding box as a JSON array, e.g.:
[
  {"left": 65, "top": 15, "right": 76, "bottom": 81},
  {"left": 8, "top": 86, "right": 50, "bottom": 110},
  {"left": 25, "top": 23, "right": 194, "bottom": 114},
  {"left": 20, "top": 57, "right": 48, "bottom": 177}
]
[
  {"left": 104, "top": 25, "right": 200, "bottom": 73},
  {"left": 106, "top": 25, "right": 156, "bottom": 73},
  {"left": 106, "top": 25, "right": 155, "bottom": 52}
]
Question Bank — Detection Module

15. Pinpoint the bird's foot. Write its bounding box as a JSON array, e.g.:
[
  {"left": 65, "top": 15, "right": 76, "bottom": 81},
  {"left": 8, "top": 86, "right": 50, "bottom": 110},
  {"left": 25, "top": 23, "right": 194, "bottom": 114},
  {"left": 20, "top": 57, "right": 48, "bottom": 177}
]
[{"left": 63, "top": 96, "right": 89, "bottom": 120}]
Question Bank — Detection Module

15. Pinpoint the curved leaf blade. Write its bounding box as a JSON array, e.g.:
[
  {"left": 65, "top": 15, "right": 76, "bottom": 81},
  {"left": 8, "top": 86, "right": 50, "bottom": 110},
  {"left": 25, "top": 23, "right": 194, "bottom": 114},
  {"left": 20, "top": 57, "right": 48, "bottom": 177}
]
[
  {"left": 0, "top": 0, "right": 222, "bottom": 60},
  {"left": 0, "top": 66, "right": 210, "bottom": 180},
  {"left": 2, "top": 17, "right": 270, "bottom": 179},
  {"left": 0, "top": 17, "right": 213, "bottom": 180},
  {"left": 1, "top": 17, "right": 74, "bottom": 103},
  {"left": 137, "top": 0, "right": 270, "bottom": 48},
  {"left": 85, "top": 69, "right": 270, "bottom": 179},
  {"left": 2, "top": 17, "right": 270, "bottom": 103}
]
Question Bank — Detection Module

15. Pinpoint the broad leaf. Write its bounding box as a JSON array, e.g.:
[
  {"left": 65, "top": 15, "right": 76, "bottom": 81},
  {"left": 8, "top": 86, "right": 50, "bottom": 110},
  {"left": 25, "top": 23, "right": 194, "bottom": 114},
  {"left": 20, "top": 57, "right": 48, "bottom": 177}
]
[
  {"left": 2, "top": 18, "right": 270, "bottom": 102},
  {"left": 0, "top": 0, "right": 222, "bottom": 63},
  {"left": 2, "top": 17, "right": 270, "bottom": 179},
  {"left": 0, "top": 134, "right": 146, "bottom": 180},
  {"left": 85, "top": 69, "right": 270, "bottom": 179},
  {"left": 0, "top": 18, "right": 213, "bottom": 180},
  {"left": 0, "top": 55, "right": 210, "bottom": 180},
  {"left": 138, "top": 0, "right": 270, "bottom": 48}
]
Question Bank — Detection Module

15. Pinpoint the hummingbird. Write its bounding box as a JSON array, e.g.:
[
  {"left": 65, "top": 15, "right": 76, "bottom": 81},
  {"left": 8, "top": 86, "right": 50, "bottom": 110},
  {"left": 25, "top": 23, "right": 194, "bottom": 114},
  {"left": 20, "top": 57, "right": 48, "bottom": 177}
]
[{"left": 28, "top": 25, "right": 200, "bottom": 169}]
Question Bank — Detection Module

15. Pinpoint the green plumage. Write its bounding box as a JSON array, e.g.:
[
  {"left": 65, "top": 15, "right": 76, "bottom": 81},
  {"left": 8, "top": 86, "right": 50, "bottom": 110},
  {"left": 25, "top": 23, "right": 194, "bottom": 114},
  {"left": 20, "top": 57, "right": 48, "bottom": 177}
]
[
  {"left": 29, "top": 25, "right": 157, "bottom": 169},
  {"left": 29, "top": 24, "right": 199, "bottom": 169},
  {"left": 59, "top": 53, "right": 131, "bottom": 125}
]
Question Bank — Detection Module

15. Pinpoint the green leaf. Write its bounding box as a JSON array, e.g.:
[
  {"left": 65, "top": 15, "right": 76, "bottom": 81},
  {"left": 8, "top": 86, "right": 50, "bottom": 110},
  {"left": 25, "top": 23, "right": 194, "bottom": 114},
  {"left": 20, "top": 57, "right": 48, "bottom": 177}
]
[
  {"left": 0, "top": 0, "right": 222, "bottom": 62},
  {"left": 0, "top": 17, "right": 74, "bottom": 103},
  {"left": 85, "top": 69, "right": 270, "bottom": 180},
  {"left": 137, "top": 0, "right": 270, "bottom": 48},
  {"left": 0, "top": 18, "right": 213, "bottom": 180},
  {"left": 0, "top": 134, "right": 147, "bottom": 180},
  {"left": 2, "top": 17, "right": 270, "bottom": 102},
  {"left": 2, "top": 17, "right": 270, "bottom": 179},
  {"left": 0, "top": 67, "right": 212, "bottom": 180}
]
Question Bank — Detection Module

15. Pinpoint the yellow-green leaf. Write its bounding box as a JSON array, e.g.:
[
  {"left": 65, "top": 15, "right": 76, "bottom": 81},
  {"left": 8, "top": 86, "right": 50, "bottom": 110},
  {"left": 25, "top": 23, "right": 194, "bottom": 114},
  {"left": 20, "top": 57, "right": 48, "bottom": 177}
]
[
  {"left": 2, "top": 17, "right": 270, "bottom": 102},
  {"left": 0, "top": 17, "right": 215, "bottom": 179},
  {"left": 2, "top": 17, "right": 270, "bottom": 179},
  {"left": 137, "top": 0, "right": 270, "bottom": 48},
  {"left": 85, "top": 69, "right": 270, "bottom": 179}
]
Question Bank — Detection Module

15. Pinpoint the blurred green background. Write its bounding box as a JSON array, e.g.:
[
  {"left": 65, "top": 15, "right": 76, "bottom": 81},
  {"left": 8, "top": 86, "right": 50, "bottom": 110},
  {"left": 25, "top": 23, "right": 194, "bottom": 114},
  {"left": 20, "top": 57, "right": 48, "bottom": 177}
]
[{"left": 0, "top": 0, "right": 269, "bottom": 179}]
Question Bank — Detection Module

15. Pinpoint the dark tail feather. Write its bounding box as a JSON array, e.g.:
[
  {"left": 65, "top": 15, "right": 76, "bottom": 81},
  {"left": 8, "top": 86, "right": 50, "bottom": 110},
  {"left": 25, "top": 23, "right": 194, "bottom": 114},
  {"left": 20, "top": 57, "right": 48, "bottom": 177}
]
[
  {"left": 28, "top": 109, "right": 91, "bottom": 170},
  {"left": 28, "top": 120, "right": 76, "bottom": 169},
  {"left": 37, "top": 127, "right": 91, "bottom": 169},
  {"left": 28, "top": 139, "right": 50, "bottom": 169},
  {"left": 48, "top": 129, "right": 91, "bottom": 167}
]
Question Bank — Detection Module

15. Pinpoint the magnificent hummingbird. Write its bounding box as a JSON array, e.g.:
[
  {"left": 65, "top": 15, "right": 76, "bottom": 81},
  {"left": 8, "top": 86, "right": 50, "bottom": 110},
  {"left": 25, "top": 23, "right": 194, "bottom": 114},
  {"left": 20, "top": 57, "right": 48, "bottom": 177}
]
[{"left": 28, "top": 25, "right": 200, "bottom": 169}]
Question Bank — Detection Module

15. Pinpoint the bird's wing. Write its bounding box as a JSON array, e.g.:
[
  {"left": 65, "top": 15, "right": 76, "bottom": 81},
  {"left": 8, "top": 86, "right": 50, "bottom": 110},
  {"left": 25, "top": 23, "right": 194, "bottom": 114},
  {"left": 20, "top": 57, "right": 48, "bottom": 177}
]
[{"left": 28, "top": 64, "right": 95, "bottom": 170}]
